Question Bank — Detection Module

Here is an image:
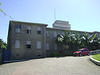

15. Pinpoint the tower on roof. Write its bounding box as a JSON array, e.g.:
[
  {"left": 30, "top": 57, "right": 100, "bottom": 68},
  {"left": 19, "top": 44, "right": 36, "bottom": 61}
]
[{"left": 53, "top": 20, "right": 71, "bottom": 30}]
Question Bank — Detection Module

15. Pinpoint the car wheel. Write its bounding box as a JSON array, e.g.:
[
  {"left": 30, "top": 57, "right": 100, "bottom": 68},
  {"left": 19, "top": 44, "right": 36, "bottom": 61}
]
[{"left": 79, "top": 54, "right": 82, "bottom": 56}]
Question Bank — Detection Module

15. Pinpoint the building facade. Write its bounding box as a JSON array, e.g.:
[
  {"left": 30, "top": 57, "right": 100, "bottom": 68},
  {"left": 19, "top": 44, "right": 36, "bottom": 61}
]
[{"left": 7, "top": 20, "right": 100, "bottom": 60}]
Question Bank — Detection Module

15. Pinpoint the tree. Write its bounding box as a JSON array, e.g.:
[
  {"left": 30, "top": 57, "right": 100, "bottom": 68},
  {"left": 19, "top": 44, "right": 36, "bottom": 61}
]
[
  {"left": 80, "top": 33, "right": 89, "bottom": 48},
  {"left": 0, "top": 2, "right": 14, "bottom": 19},
  {"left": 92, "top": 33, "right": 99, "bottom": 50},
  {"left": 0, "top": 39, "right": 7, "bottom": 49},
  {"left": 55, "top": 30, "right": 100, "bottom": 52},
  {"left": 63, "top": 30, "right": 71, "bottom": 45},
  {"left": 56, "top": 33, "right": 64, "bottom": 50}
]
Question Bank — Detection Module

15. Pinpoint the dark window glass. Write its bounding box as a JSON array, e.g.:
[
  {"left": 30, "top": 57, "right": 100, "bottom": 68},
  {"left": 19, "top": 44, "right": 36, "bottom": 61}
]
[
  {"left": 27, "top": 30, "right": 29, "bottom": 33},
  {"left": 19, "top": 25, "right": 21, "bottom": 29},
  {"left": 82, "top": 50, "right": 84, "bottom": 52},
  {"left": 37, "top": 30, "right": 41, "bottom": 34},
  {"left": 85, "top": 49, "right": 88, "bottom": 51},
  {"left": 16, "top": 25, "right": 19, "bottom": 28},
  {"left": 27, "top": 30, "right": 31, "bottom": 34},
  {"left": 27, "top": 44, "right": 31, "bottom": 48},
  {"left": 16, "top": 25, "right": 21, "bottom": 29}
]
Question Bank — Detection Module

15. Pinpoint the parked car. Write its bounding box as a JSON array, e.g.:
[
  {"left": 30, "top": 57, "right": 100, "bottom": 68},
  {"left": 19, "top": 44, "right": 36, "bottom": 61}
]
[{"left": 73, "top": 48, "right": 90, "bottom": 56}]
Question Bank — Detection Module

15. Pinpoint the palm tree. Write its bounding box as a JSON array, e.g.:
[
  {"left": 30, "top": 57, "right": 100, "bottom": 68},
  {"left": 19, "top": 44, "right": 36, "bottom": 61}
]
[
  {"left": 92, "top": 33, "right": 99, "bottom": 50},
  {"left": 55, "top": 34, "right": 64, "bottom": 50}
]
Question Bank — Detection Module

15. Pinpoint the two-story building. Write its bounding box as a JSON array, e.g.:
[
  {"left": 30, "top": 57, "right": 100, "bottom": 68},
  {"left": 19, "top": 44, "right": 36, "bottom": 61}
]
[{"left": 7, "top": 20, "right": 100, "bottom": 60}]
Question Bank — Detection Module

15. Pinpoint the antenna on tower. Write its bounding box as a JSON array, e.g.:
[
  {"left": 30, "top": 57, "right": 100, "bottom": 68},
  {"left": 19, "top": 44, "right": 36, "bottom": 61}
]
[{"left": 54, "top": 8, "right": 56, "bottom": 21}]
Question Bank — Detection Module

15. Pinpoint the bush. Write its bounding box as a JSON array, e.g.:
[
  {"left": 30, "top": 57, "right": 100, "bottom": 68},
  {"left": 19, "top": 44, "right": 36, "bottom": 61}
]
[
  {"left": 65, "top": 53, "right": 73, "bottom": 56},
  {"left": 51, "top": 53, "right": 59, "bottom": 57},
  {"left": 51, "top": 52, "right": 73, "bottom": 57}
]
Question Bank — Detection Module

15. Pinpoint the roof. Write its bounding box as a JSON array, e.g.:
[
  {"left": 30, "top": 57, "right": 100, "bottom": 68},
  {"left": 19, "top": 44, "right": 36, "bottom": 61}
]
[
  {"left": 9, "top": 20, "right": 48, "bottom": 26},
  {"left": 53, "top": 20, "right": 69, "bottom": 25},
  {"left": 46, "top": 27, "right": 92, "bottom": 33}
]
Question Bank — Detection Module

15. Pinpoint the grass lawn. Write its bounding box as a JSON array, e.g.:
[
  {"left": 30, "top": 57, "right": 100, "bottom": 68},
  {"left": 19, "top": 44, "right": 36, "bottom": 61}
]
[{"left": 92, "top": 54, "right": 100, "bottom": 61}]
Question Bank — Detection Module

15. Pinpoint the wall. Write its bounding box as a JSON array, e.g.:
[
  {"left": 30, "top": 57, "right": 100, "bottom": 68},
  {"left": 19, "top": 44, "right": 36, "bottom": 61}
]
[
  {"left": 0, "top": 49, "right": 4, "bottom": 64},
  {"left": 46, "top": 28, "right": 65, "bottom": 56},
  {"left": 8, "top": 21, "right": 47, "bottom": 60}
]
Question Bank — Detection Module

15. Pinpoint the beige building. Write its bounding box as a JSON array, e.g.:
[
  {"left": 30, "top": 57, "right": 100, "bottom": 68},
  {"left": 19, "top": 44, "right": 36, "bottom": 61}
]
[
  {"left": 8, "top": 21, "right": 47, "bottom": 59},
  {"left": 7, "top": 20, "right": 100, "bottom": 60}
]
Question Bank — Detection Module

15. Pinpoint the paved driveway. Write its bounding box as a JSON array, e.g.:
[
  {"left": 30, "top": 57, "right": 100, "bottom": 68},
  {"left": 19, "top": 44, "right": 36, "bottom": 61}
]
[{"left": 0, "top": 56, "right": 100, "bottom": 75}]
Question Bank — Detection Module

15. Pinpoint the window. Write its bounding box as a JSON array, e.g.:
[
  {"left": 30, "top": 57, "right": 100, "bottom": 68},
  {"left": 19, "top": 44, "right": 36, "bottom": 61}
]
[
  {"left": 27, "top": 30, "right": 31, "bottom": 33},
  {"left": 15, "top": 40, "right": 20, "bottom": 48},
  {"left": 26, "top": 41, "right": 31, "bottom": 49},
  {"left": 27, "top": 26, "right": 31, "bottom": 34},
  {"left": 54, "top": 31, "right": 57, "bottom": 37},
  {"left": 37, "top": 27, "right": 41, "bottom": 34},
  {"left": 37, "top": 41, "right": 41, "bottom": 49},
  {"left": 46, "top": 31, "right": 49, "bottom": 37},
  {"left": 84, "top": 49, "right": 88, "bottom": 51},
  {"left": 46, "top": 43, "right": 49, "bottom": 50},
  {"left": 16, "top": 25, "right": 21, "bottom": 33},
  {"left": 54, "top": 44, "right": 57, "bottom": 50},
  {"left": 38, "top": 31, "right": 41, "bottom": 34},
  {"left": 62, "top": 32, "right": 65, "bottom": 36},
  {"left": 99, "top": 34, "right": 100, "bottom": 38}
]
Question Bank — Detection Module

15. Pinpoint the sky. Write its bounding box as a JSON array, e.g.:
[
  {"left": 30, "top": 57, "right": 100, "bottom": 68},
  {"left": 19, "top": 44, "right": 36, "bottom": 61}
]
[{"left": 0, "top": 0, "right": 100, "bottom": 42}]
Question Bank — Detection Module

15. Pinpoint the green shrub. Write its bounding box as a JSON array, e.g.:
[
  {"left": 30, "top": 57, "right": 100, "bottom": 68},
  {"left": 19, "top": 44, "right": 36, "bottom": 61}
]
[
  {"left": 51, "top": 53, "right": 59, "bottom": 57},
  {"left": 65, "top": 53, "right": 73, "bottom": 56}
]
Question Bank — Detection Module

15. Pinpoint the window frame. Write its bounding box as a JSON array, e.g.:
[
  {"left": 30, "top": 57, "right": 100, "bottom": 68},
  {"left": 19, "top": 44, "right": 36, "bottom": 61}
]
[
  {"left": 37, "top": 41, "right": 41, "bottom": 49},
  {"left": 27, "top": 26, "right": 31, "bottom": 34},
  {"left": 46, "top": 43, "right": 50, "bottom": 50},
  {"left": 15, "top": 40, "right": 20, "bottom": 48},
  {"left": 26, "top": 41, "right": 31, "bottom": 49},
  {"left": 54, "top": 44, "right": 57, "bottom": 50},
  {"left": 54, "top": 31, "right": 57, "bottom": 37},
  {"left": 37, "top": 27, "right": 41, "bottom": 34},
  {"left": 46, "top": 31, "right": 49, "bottom": 37},
  {"left": 16, "top": 25, "right": 21, "bottom": 33}
]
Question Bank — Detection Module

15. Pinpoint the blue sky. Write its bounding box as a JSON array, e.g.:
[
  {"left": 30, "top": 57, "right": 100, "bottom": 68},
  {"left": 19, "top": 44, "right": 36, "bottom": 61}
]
[{"left": 0, "top": 0, "right": 100, "bottom": 42}]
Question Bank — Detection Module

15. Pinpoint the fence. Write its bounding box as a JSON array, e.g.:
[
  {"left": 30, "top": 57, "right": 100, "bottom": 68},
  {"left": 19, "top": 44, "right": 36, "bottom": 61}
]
[
  {"left": 90, "top": 49, "right": 100, "bottom": 55},
  {"left": 0, "top": 48, "right": 4, "bottom": 64}
]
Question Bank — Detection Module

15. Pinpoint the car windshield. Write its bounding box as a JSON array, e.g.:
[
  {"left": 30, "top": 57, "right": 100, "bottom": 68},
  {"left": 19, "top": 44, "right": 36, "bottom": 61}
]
[{"left": 78, "top": 50, "right": 81, "bottom": 51}]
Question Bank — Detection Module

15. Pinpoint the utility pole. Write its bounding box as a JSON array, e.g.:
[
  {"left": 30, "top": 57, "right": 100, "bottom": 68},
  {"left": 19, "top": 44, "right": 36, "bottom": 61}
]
[{"left": 54, "top": 8, "right": 56, "bottom": 21}]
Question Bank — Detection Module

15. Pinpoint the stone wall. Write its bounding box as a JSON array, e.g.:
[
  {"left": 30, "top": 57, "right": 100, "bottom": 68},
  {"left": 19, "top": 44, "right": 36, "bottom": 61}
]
[{"left": 8, "top": 21, "right": 47, "bottom": 60}]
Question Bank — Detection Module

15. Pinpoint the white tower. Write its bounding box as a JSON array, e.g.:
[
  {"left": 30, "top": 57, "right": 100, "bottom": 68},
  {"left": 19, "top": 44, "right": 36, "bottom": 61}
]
[{"left": 53, "top": 20, "right": 71, "bottom": 30}]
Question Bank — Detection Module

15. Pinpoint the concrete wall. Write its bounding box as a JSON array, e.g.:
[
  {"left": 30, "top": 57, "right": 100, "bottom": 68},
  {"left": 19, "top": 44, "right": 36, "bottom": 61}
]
[{"left": 46, "top": 28, "right": 65, "bottom": 56}]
